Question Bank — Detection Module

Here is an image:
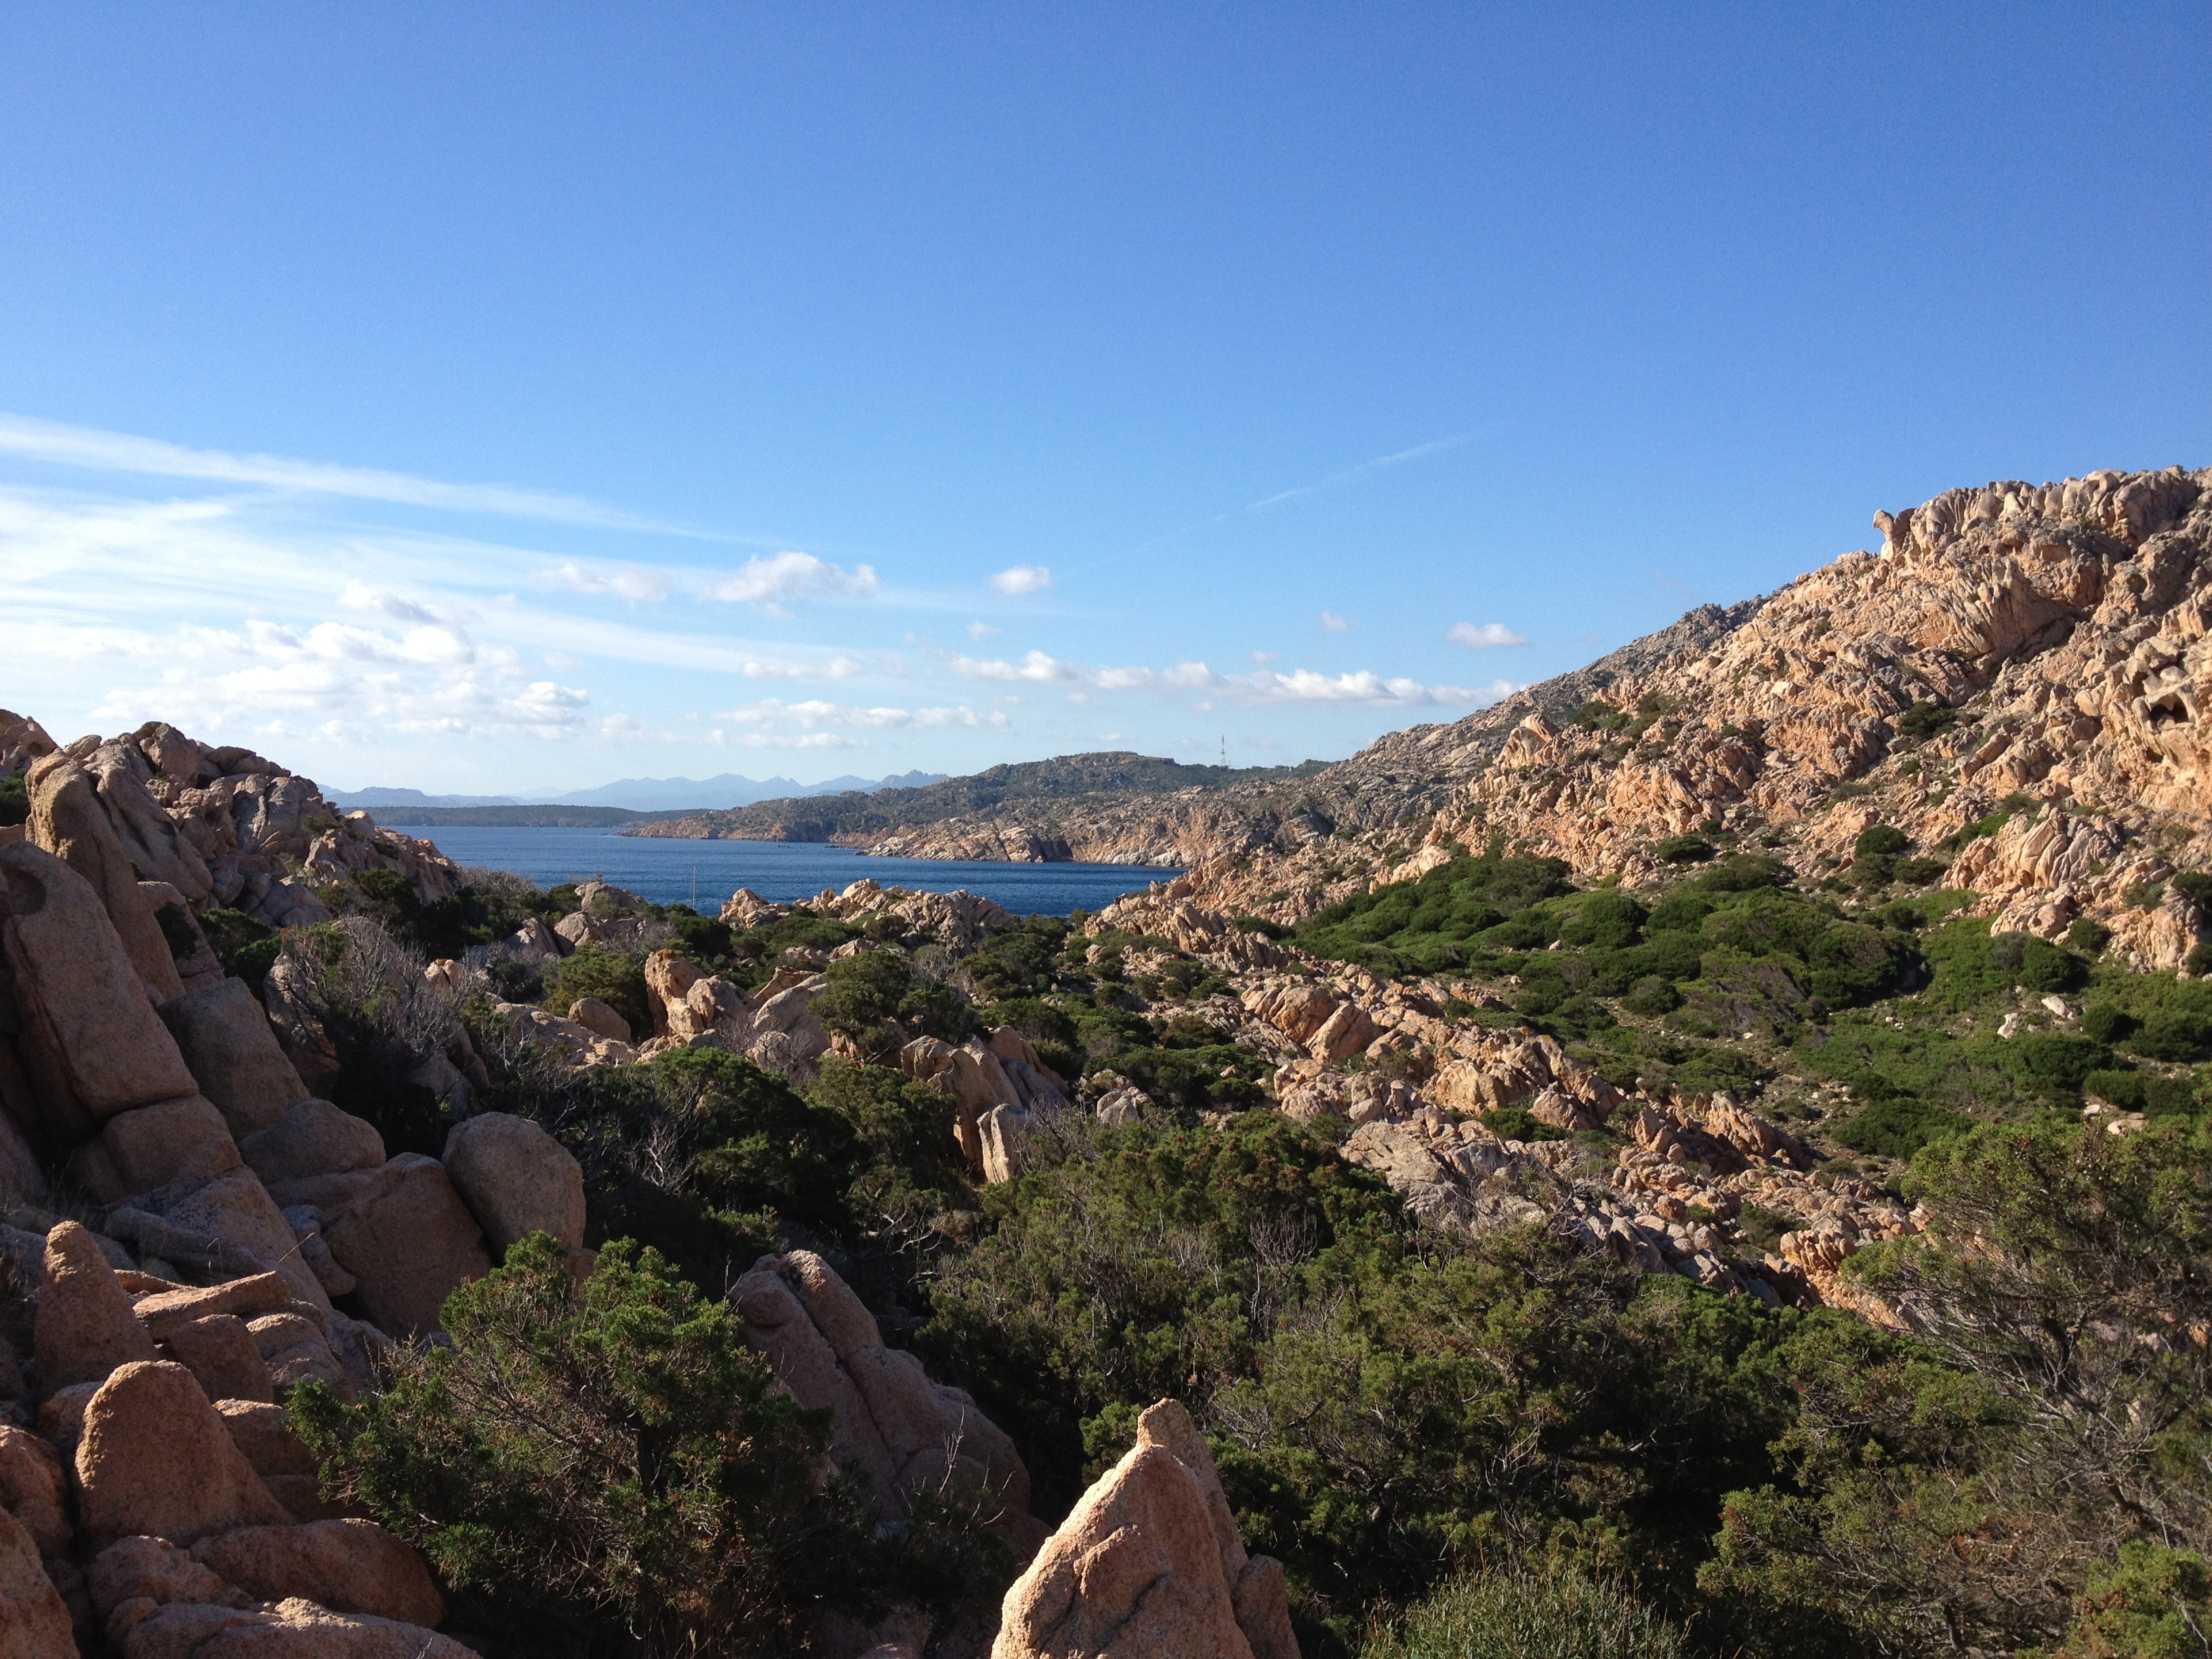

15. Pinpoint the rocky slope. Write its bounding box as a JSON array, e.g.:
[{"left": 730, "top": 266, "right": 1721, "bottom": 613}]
[
  {"left": 628, "top": 752, "right": 1332, "bottom": 865},
  {"left": 1185, "top": 466, "right": 2212, "bottom": 949}
]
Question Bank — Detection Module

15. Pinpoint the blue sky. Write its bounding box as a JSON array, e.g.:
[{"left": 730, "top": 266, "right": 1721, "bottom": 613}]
[{"left": 1, "top": 4, "right": 2205, "bottom": 794}]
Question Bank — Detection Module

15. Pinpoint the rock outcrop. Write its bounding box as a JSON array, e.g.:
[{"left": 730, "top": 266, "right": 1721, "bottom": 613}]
[
  {"left": 994, "top": 1399, "right": 1296, "bottom": 1659},
  {"left": 733, "top": 1250, "right": 1046, "bottom": 1558}
]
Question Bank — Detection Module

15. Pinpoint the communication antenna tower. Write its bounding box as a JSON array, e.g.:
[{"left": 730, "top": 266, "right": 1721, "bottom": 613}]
[{"left": 1220, "top": 734, "right": 1227, "bottom": 767}]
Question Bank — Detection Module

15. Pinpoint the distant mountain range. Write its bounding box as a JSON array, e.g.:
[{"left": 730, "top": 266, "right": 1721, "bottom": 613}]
[{"left": 327, "top": 770, "right": 948, "bottom": 813}]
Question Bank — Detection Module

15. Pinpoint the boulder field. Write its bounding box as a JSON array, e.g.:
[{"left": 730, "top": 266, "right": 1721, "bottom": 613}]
[{"left": 0, "top": 726, "right": 592, "bottom": 1654}]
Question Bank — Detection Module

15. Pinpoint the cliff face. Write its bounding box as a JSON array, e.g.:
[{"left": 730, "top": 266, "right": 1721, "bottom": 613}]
[{"left": 1189, "top": 466, "right": 2212, "bottom": 964}]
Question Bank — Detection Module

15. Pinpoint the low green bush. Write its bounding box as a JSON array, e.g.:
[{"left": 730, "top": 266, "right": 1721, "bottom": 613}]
[
  {"left": 1361, "top": 1563, "right": 1686, "bottom": 1659},
  {"left": 291, "top": 1234, "right": 997, "bottom": 1658},
  {"left": 542, "top": 945, "right": 651, "bottom": 1037}
]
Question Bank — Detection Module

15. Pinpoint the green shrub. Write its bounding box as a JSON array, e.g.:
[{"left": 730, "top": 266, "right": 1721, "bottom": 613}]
[
  {"left": 815, "top": 949, "right": 972, "bottom": 1049},
  {"left": 1854, "top": 824, "right": 1909, "bottom": 859},
  {"left": 2084, "top": 1002, "right": 2139, "bottom": 1044},
  {"left": 199, "top": 907, "right": 279, "bottom": 990},
  {"left": 1481, "top": 1103, "right": 1570, "bottom": 1143},
  {"left": 2070, "top": 918, "right": 2115, "bottom": 954},
  {"left": 1896, "top": 701, "right": 1957, "bottom": 739},
  {"left": 1233, "top": 915, "right": 1289, "bottom": 940},
  {"left": 0, "top": 770, "right": 25, "bottom": 828},
  {"left": 1892, "top": 856, "right": 1949, "bottom": 886},
  {"left": 2011, "top": 1032, "right": 2116, "bottom": 1099},
  {"left": 1622, "top": 976, "right": 1682, "bottom": 1017},
  {"left": 1989, "top": 930, "right": 2087, "bottom": 992},
  {"left": 2063, "top": 1541, "right": 2212, "bottom": 1659},
  {"left": 1360, "top": 1563, "right": 1686, "bottom": 1659},
  {"left": 1832, "top": 1094, "right": 1973, "bottom": 1158},
  {"left": 1559, "top": 892, "right": 1647, "bottom": 949},
  {"left": 291, "top": 1233, "right": 947, "bottom": 1658},
  {"left": 2130, "top": 1008, "right": 2212, "bottom": 1064},
  {"left": 1694, "top": 853, "right": 1787, "bottom": 893},
  {"left": 1652, "top": 834, "right": 1715, "bottom": 865},
  {"left": 542, "top": 945, "right": 651, "bottom": 1037}
]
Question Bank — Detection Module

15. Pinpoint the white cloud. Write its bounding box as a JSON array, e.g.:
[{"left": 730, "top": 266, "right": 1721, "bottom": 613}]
[
  {"left": 967, "top": 620, "right": 1002, "bottom": 640},
  {"left": 1446, "top": 621, "right": 1529, "bottom": 649},
  {"left": 535, "top": 561, "right": 672, "bottom": 603},
  {"left": 340, "top": 581, "right": 441, "bottom": 624},
  {"left": 945, "top": 649, "right": 1509, "bottom": 710},
  {"left": 717, "top": 697, "right": 1009, "bottom": 732},
  {"left": 1248, "top": 429, "right": 1483, "bottom": 510},
  {"left": 738, "top": 657, "right": 865, "bottom": 680},
  {"left": 1250, "top": 650, "right": 1279, "bottom": 664},
  {"left": 989, "top": 565, "right": 1052, "bottom": 596},
  {"left": 0, "top": 412, "right": 710, "bottom": 535},
  {"left": 1319, "top": 611, "right": 1352, "bottom": 632},
  {"left": 701, "top": 551, "right": 879, "bottom": 617}
]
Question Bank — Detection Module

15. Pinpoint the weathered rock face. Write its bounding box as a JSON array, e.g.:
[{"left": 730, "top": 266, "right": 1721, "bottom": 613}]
[
  {"left": 26, "top": 749, "right": 187, "bottom": 1000},
  {"left": 566, "top": 997, "right": 631, "bottom": 1043},
  {"left": 34, "top": 1221, "right": 157, "bottom": 1392},
  {"left": 112, "top": 1595, "right": 475, "bottom": 1658},
  {"left": 638, "top": 950, "right": 832, "bottom": 1082},
  {"left": 733, "top": 1250, "right": 1046, "bottom": 1560},
  {"left": 189, "top": 1520, "right": 445, "bottom": 1629},
  {"left": 0, "top": 1426, "right": 70, "bottom": 1557},
  {"left": 267, "top": 1155, "right": 491, "bottom": 1337},
  {"left": 993, "top": 1399, "right": 1297, "bottom": 1659},
  {"left": 74, "top": 1360, "right": 292, "bottom": 1548},
  {"left": 0, "top": 714, "right": 56, "bottom": 781},
  {"left": 441, "top": 1112, "right": 586, "bottom": 1255},
  {"left": 0, "top": 844, "right": 201, "bottom": 1143},
  {"left": 0, "top": 1504, "right": 74, "bottom": 1659},
  {"left": 899, "top": 1029, "right": 1069, "bottom": 1181},
  {"left": 77, "top": 1094, "right": 240, "bottom": 1202},
  {"left": 157, "top": 979, "right": 310, "bottom": 1139},
  {"left": 237, "top": 1099, "right": 385, "bottom": 1187}
]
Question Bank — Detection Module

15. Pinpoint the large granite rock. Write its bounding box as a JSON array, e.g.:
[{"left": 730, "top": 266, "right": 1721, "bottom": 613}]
[
  {"left": 0, "top": 1506, "right": 74, "bottom": 1659},
  {"left": 33, "top": 1221, "right": 157, "bottom": 1392},
  {"left": 138, "top": 1168, "right": 331, "bottom": 1312},
  {"left": 992, "top": 1399, "right": 1297, "bottom": 1659},
  {"left": 111, "top": 1597, "right": 473, "bottom": 1658},
  {"left": 25, "top": 750, "right": 185, "bottom": 1000},
  {"left": 268, "top": 1155, "right": 491, "bottom": 1337},
  {"left": 74, "top": 1360, "right": 291, "bottom": 1549},
  {"left": 733, "top": 1250, "right": 1043, "bottom": 1557},
  {"left": 0, "top": 843, "right": 199, "bottom": 1142},
  {"left": 0, "top": 1425, "right": 70, "bottom": 1557},
  {"left": 157, "top": 978, "right": 310, "bottom": 1139},
  {"left": 441, "top": 1112, "right": 586, "bottom": 1255},
  {"left": 78, "top": 1094, "right": 240, "bottom": 1202},
  {"left": 189, "top": 1520, "right": 443, "bottom": 1630},
  {"left": 238, "top": 1100, "right": 384, "bottom": 1186}
]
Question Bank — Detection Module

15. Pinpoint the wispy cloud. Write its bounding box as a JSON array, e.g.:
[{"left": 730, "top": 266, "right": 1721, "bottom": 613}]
[
  {"left": 1447, "top": 621, "right": 1528, "bottom": 649},
  {"left": 967, "top": 619, "right": 1002, "bottom": 640},
  {"left": 945, "top": 648, "right": 1513, "bottom": 710},
  {"left": 1319, "top": 611, "right": 1353, "bottom": 632},
  {"left": 0, "top": 413, "right": 721, "bottom": 537},
  {"left": 716, "top": 697, "right": 1010, "bottom": 733},
  {"left": 535, "top": 561, "right": 673, "bottom": 603},
  {"left": 701, "top": 550, "right": 879, "bottom": 617},
  {"left": 1249, "top": 428, "right": 1483, "bottom": 510},
  {"left": 989, "top": 564, "right": 1052, "bottom": 595}
]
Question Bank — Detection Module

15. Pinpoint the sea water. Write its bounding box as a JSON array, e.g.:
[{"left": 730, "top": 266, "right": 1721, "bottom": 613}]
[{"left": 413, "top": 825, "right": 1177, "bottom": 918}]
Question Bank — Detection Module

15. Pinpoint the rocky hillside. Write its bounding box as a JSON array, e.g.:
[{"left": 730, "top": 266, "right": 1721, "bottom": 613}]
[
  {"left": 0, "top": 465, "right": 2203, "bottom": 1659},
  {"left": 628, "top": 750, "right": 1331, "bottom": 863}
]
